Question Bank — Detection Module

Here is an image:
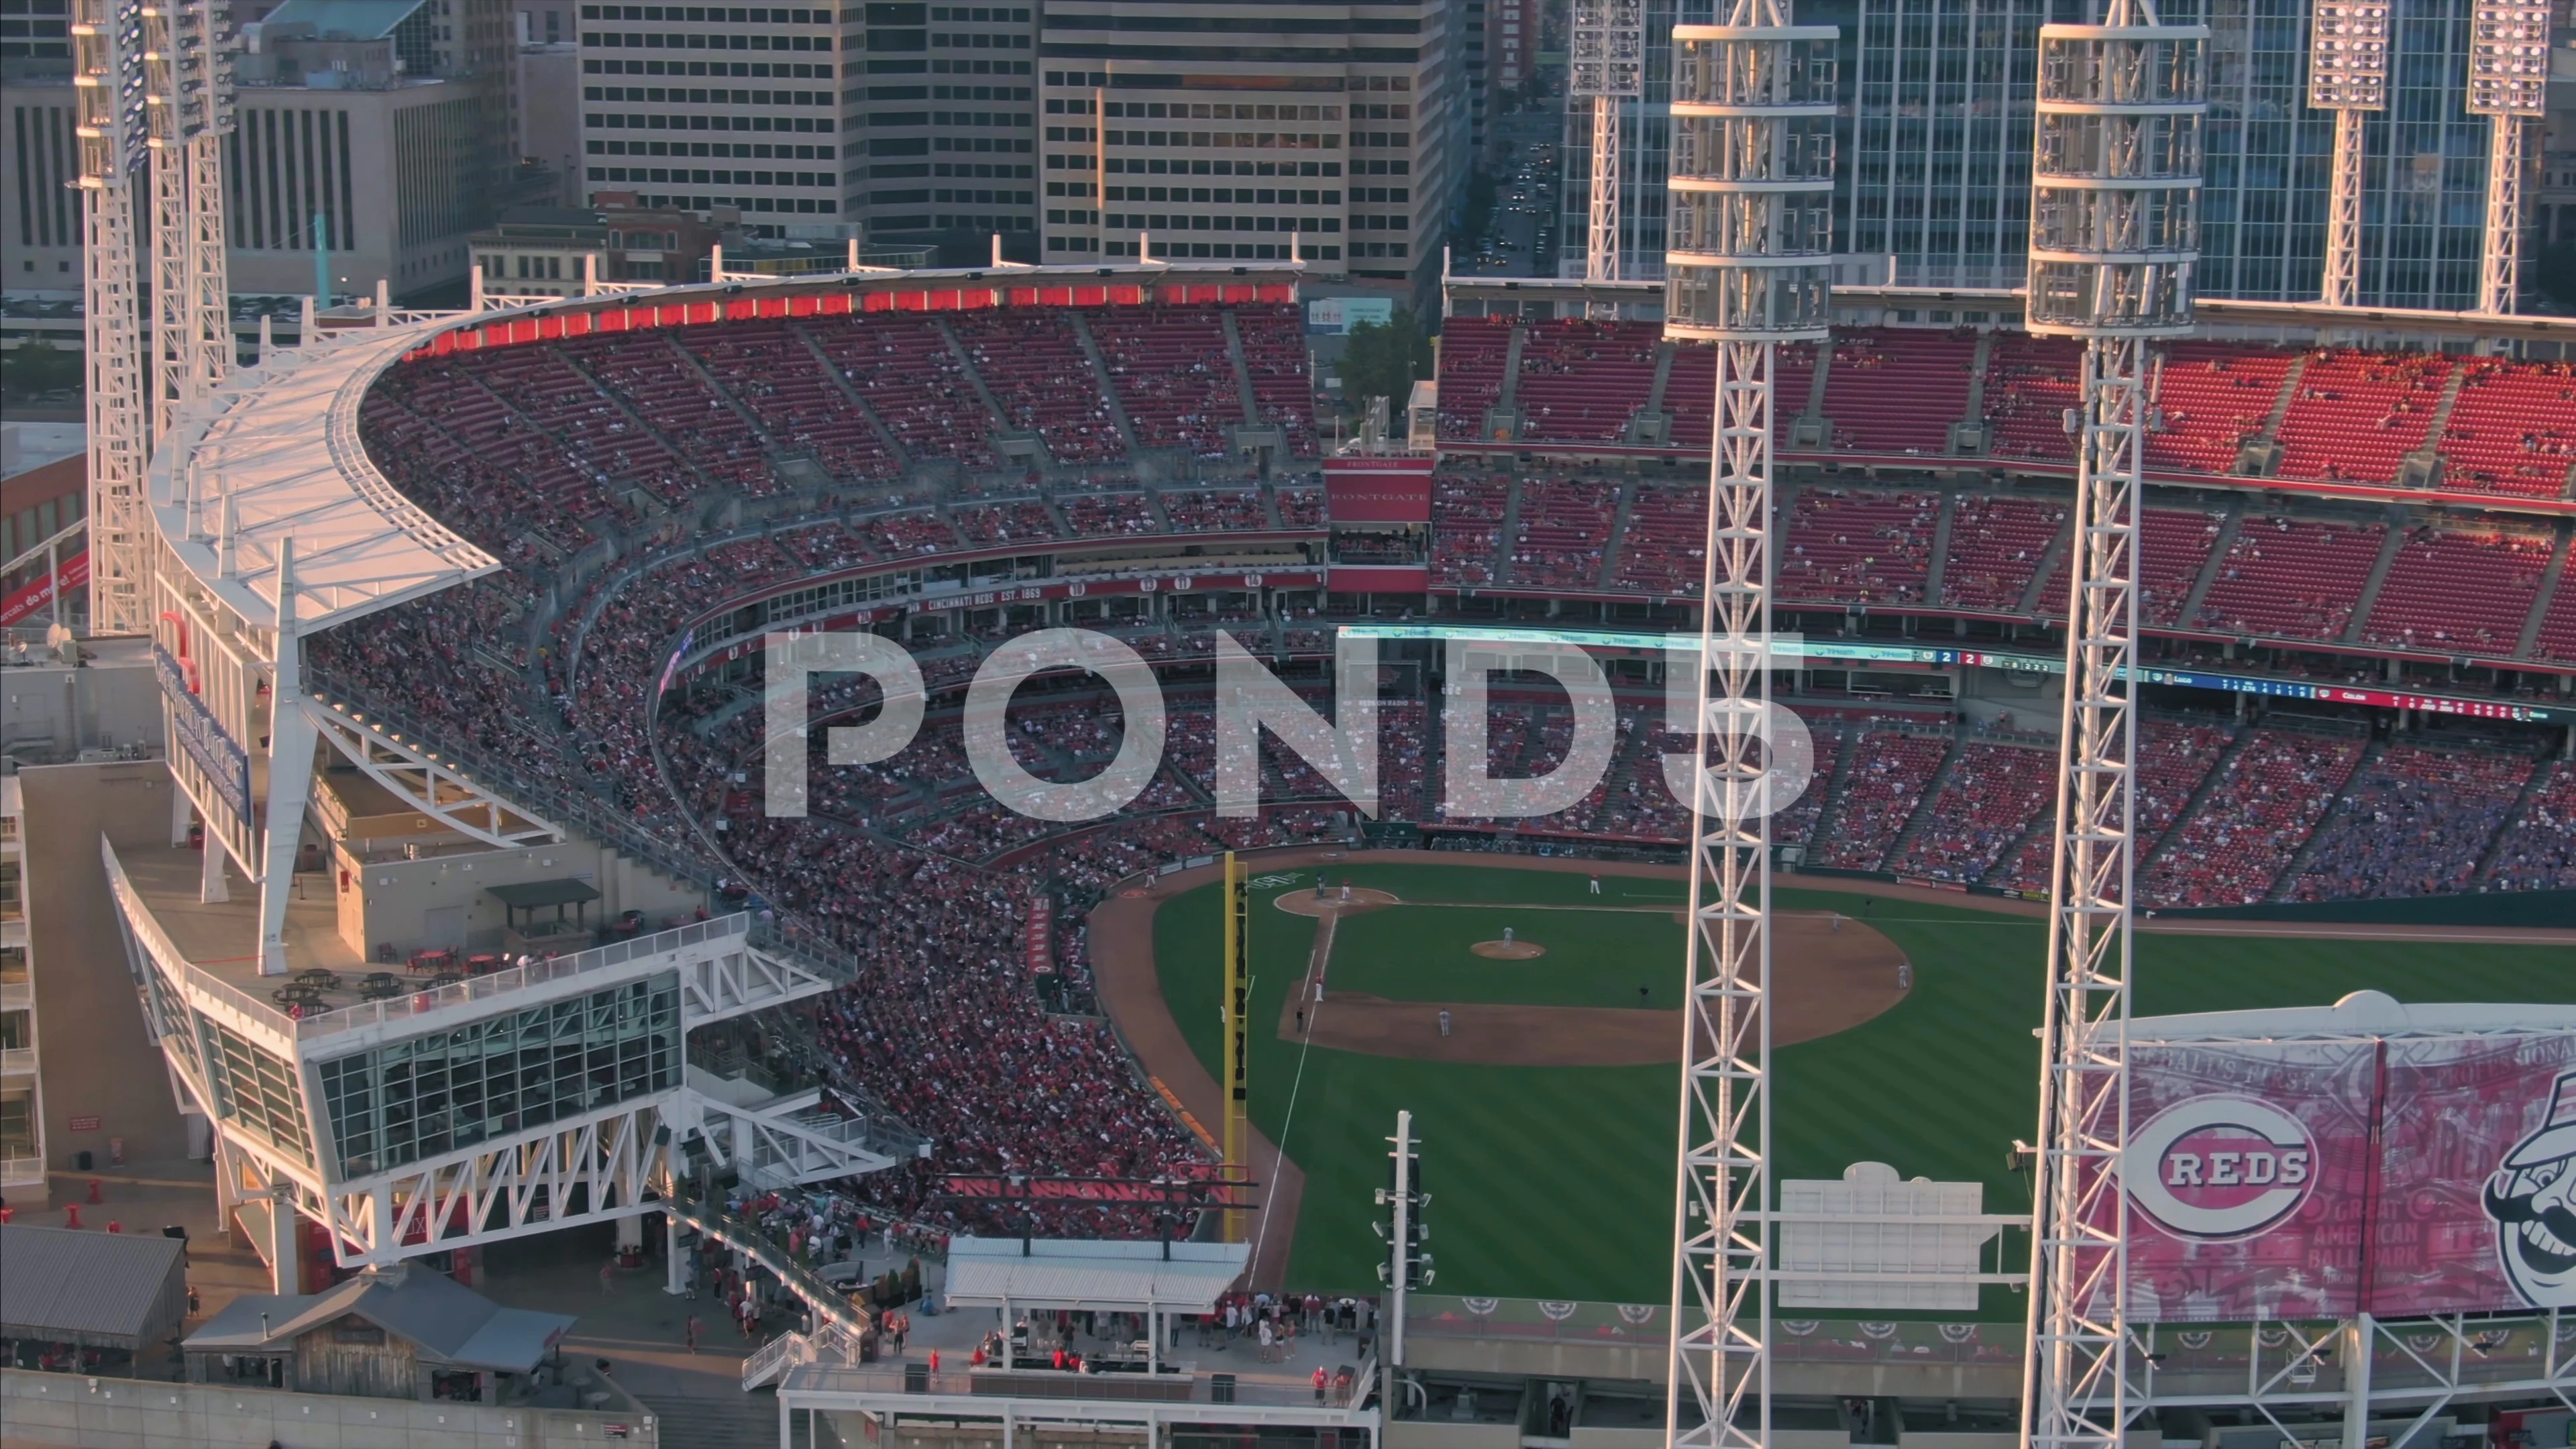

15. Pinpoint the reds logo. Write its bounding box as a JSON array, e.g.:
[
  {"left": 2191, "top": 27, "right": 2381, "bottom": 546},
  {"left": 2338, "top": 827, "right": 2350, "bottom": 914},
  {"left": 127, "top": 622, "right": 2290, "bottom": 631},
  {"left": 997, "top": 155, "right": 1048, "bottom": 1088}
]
[{"left": 2127, "top": 1096, "right": 2318, "bottom": 1241}]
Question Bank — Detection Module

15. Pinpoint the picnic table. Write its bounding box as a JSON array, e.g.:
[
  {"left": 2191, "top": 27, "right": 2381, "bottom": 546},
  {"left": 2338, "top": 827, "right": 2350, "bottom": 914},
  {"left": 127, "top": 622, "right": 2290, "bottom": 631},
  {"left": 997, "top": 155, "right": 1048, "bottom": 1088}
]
[
  {"left": 359, "top": 972, "right": 406, "bottom": 1001},
  {"left": 467, "top": 953, "right": 504, "bottom": 976},
  {"left": 426, "top": 971, "right": 465, "bottom": 988},
  {"left": 408, "top": 948, "right": 458, "bottom": 974},
  {"left": 295, "top": 968, "right": 341, "bottom": 991},
  {"left": 270, "top": 983, "right": 326, "bottom": 1009}
]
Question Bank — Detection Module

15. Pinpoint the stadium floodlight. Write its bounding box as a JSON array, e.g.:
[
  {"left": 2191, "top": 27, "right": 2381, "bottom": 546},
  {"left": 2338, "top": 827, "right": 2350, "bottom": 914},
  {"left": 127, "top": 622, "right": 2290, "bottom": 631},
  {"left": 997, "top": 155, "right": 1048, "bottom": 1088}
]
[
  {"left": 1569, "top": 0, "right": 1644, "bottom": 292},
  {"left": 2021, "top": 6, "right": 2203, "bottom": 1449},
  {"left": 74, "top": 0, "right": 152, "bottom": 635},
  {"left": 2305, "top": 1, "right": 2388, "bottom": 307},
  {"left": 2467, "top": 0, "right": 2551, "bottom": 313},
  {"left": 1660, "top": 4, "right": 1834, "bottom": 1449}
]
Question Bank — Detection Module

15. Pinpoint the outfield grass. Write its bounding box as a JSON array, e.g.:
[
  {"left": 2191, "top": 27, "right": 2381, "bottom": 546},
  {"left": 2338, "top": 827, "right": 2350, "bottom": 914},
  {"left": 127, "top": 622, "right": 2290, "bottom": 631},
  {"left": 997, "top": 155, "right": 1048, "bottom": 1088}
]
[{"left": 1152, "top": 863, "right": 2576, "bottom": 1306}]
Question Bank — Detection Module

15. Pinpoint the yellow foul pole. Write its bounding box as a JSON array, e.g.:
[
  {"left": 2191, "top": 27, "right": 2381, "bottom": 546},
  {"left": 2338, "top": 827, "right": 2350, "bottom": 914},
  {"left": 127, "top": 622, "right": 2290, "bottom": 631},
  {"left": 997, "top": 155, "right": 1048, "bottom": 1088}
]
[{"left": 1221, "top": 851, "right": 1250, "bottom": 1242}]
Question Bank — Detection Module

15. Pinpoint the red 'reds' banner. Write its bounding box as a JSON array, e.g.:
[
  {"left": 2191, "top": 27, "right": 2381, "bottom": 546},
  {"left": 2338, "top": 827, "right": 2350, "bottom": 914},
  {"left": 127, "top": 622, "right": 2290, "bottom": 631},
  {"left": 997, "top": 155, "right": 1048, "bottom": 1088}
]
[
  {"left": 1324, "top": 455, "right": 1434, "bottom": 523},
  {"left": 2108, "top": 1030, "right": 2576, "bottom": 1321}
]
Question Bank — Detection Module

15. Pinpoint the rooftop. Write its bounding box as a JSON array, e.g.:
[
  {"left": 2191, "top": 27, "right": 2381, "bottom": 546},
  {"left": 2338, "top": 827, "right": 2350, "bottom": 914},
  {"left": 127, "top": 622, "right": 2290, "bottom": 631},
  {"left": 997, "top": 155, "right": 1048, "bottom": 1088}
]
[
  {"left": 254, "top": 0, "right": 427, "bottom": 41},
  {"left": 0, "top": 1224, "right": 190, "bottom": 1350},
  {"left": 147, "top": 320, "right": 496, "bottom": 635},
  {"left": 945, "top": 1237, "right": 1251, "bottom": 1314},
  {"left": 109, "top": 837, "right": 752, "bottom": 1047},
  {"left": 188, "top": 1260, "right": 574, "bottom": 1371}
]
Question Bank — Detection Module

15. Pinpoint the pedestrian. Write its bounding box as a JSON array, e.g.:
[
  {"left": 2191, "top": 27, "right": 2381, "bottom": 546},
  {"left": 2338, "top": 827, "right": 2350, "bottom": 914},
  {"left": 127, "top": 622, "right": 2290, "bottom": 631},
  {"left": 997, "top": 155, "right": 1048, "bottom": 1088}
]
[
  {"left": 600, "top": 1259, "right": 614, "bottom": 1295},
  {"left": 1438, "top": 1009, "right": 1452, "bottom": 1038},
  {"left": 1589, "top": 873, "right": 1601, "bottom": 895},
  {"left": 928, "top": 1349, "right": 941, "bottom": 1375},
  {"left": 1340, "top": 882, "right": 1351, "bottom": 903},
  {"left": 1897, "top": 961, "right": 1912, "bottom": 990},
  {"left": 1831, "top": 912, "right": 1842, "bottom": 932},
  {"left": 685, "top": 1316, "right": 701, "bottom": 1354},
  {"left": 1313, "top": 1364, "right": 1330, "bottom": 1403},
  {"left": 1295, "top": 1008, "right": 1306, "bottom": 1032},
  {"left": 1258, "top": 1318, "right": 1275, "bottom": 1362}
]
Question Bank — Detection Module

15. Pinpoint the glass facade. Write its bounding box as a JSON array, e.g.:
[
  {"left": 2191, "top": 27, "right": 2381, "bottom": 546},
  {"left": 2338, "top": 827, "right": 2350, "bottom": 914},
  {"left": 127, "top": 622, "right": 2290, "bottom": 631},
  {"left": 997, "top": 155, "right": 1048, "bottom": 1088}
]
[
  {"left": 1596, "top": 0, "right": 2498, "bottom": 308},
  {"left": 1846, "top": 0, "right": 2065, "bottom": 288},
  {"left": 205, "top": 1020, "right": 317, "bottom": 1170},
  {"left": 316, "top": 973, "right": 681, "bottom": 1180}
]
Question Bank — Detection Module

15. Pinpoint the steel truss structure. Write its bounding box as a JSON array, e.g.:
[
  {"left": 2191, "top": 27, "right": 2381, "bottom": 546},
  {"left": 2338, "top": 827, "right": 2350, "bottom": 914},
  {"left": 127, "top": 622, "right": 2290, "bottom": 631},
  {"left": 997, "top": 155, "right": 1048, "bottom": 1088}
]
[
  {"left": 1570, "top": 0, "right": 1644, "bottom": 287},
  {"left": 84, "top": 0, "right": 230, "bottom": 638},
  {"left": 1662, "top": 7, "right": 1836, "bottom": 1449},
  {"left": 304, "top": 698, "right": 566, "bottom": 851},
  {"left": 2467, "top": 0, "right": 2551, "bottom": 315},
  {"left": 2021, "top": 9, "right": 2204, "bottom": 1449},
  {"left": 2304, "top": 1, "right": 2388, "bottom": 307},
  {"left": 76, "top": 0, "right": 152, "bottom": 635}
]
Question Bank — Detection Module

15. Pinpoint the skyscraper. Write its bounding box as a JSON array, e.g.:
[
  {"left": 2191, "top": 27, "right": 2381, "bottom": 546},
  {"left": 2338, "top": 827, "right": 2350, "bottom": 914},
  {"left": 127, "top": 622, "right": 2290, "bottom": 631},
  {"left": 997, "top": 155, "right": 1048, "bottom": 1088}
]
[{"left": 1040, "top": 0, "right": 1462, "bottom": 290}]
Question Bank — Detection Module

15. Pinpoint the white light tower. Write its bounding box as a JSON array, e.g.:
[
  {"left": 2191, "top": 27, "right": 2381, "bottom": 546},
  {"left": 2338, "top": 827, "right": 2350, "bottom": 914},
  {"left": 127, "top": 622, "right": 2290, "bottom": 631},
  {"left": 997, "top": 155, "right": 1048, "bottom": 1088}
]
[
  {"left": 76, "top": 0, "right": 154, "bottom": 635},
  {"left": 2467, "top": 0, "right": 2551, "bottom": 315},
  {"left": 2305, "top": 1, "right": 2388, "bottom": 307},
  {"left": 1660, "top": 8, "right": 1835, "bottom": 1449},
  {"left": 2020, "top": 8, "right": 2202, "bottom": 1449},
  {"left": 147, "top": 0, "right": 233, "bottom": 429},
  {"left": 1570, "top": 0, "right": 1644, "bottom": 284}
]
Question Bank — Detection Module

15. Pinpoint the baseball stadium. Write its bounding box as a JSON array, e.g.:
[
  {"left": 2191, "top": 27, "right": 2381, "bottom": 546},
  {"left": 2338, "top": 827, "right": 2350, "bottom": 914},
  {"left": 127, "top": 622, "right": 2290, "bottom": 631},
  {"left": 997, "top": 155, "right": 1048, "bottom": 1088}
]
[
  {"left": 0, "top": 13, "right": 2565, "bottom": 1417},
  {"left": 25, "top": 248, "right": 2565, "bottom": 1448}
]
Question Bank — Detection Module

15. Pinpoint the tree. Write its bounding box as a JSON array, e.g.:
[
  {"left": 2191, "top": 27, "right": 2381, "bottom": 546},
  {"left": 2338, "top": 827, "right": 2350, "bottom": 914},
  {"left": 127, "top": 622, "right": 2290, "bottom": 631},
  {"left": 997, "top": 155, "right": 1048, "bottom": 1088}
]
[
  {"left": 1340, "top": 307, "right": 1434, "bottom": 417},
  {"left": 1, "top": 339, "right": 82, "bottom": 401}
]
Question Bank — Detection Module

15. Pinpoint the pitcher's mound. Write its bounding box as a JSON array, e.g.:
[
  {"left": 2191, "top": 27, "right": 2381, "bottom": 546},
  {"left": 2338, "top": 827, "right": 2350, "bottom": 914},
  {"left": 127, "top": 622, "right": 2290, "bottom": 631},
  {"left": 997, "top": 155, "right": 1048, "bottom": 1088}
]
[
  {"left": 1275, "top": 888, "right": 1401, "bottom": 918},
  {"left": 1470, "top": 939, "right": 1547, "bottom": 959}
]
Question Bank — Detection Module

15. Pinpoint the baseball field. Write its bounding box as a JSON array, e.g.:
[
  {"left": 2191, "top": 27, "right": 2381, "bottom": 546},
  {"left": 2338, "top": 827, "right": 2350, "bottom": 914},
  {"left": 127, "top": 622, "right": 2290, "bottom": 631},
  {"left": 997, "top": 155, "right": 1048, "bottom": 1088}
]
[{"left": 1094, "top": 854, "right": 2576, "bottom": 1307}]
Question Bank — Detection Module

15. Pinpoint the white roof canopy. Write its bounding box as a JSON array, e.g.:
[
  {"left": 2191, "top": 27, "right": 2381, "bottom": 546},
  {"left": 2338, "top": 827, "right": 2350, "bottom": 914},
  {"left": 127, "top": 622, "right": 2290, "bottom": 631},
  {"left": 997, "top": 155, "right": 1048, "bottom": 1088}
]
[
  {"left": 943, "top": 1238, "right": 1250, "bottom": 1315},
  {"left": 150, "top": 323, "right": 496, "bottom": 635},
  {"left": 2133, "top": 990, "right": 2576, "bottom": 1044}
]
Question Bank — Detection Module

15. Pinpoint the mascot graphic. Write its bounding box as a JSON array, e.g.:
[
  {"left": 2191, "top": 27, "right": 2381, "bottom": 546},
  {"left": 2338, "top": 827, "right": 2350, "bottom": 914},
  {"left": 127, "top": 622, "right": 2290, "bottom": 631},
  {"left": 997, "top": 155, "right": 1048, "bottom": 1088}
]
[{"left": 2484, "top": 1066, "right": 2576, "bottom": 1308}]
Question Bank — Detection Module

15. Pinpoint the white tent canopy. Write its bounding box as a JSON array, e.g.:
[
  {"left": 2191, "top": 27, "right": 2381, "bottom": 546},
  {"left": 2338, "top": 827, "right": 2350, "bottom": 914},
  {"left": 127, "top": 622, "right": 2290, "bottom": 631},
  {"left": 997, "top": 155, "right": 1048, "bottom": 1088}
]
[{"left": 943, "top": 1238, "right": 1249, "bottom": 1316}]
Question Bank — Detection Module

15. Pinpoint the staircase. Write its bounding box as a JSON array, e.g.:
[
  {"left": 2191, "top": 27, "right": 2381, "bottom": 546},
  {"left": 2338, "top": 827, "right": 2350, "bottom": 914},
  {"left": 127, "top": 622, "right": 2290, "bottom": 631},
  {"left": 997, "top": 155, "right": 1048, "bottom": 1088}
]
[
  {"left": 1799, "top": 339, "right": 1835, "bottom": 444},
  {"left": 2141, "top": 724, "right": 2255, "bottom": 878},
  {"left": 2471, "top": 757, "right": 2561, "bottom": 888},
  {"left": 549, "top": 344, "right": 722, "bottom": 494},
  {"left": 2397, "top": 361, "right": 2470, "bottom": 488},
  {"left": 1218, "top": 310, "right": 1263, "bottom": 425},
  {"left": 932, "top": 317, "right": 1018, "bottom": 437},
  {"left": 665, "top": 332, "right": 786, "bottom": 451},
  {"left": 1951, "top": 331, "right": 1998, "bottom": 454},
  {"left": 2175, "top": 500, "right": 2246, "bottom": 632},
  {"left": 2263, "top": 738, "right": 2382, "bottom": 903},
  {"left": 2514, "top": 524, "right": 2573, "bottom": 660},
  {"left": 2339, "top": 522, "right": 2408, "bottom": 645},
  {"left": 1801, "top": 722, "right": 1868, "bottom": 860},
  {"left": 1491, "top": 474, "right": 1528, "bottom": 586},
  {"left": 1923, "top": 492, "right": 1959, "bottom": 605},
  {"left": 1067, "top": 311, "right": 1148, "bottom": 460},
  {"left": 794, "top": 322, "right": 914, "bottom": 469},
  {"left": 1628, "top": 343, "right": 1677, "bottom": 445},
  {"left": 2237, "top": 352, "right": 2310, "bottom": 475},
  {"left": 1884, "top": 730, "right": 1968, "bottom": 870},
  {"left": 1493, "top": 319, "right": 1530, "bottom": 433},
  {"left": 1595, "top": 482, "right": 1640, "bottom": 591},
  {"left": 2016, "top": 508, "right": 2077, "bottom": 618}
]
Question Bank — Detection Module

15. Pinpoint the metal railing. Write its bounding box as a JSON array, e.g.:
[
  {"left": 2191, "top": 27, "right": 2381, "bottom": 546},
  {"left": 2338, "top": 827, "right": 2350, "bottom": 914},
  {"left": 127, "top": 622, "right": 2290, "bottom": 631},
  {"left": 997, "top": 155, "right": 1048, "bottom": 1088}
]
[
  {"left": 780, "top": 1362, "right": 1372, "bottom": 1409},
  {"left": 0, "top": 1046, "right": 33, "bottom": 1075},
  {"left": 0, "top": 1155, "right": 42, "bottom": 1186},
  {"left": 665, "top": 1192, "right": 874, "bottom": 1339},
  {"left": 288, "top": 912, "right": 754, "bottom": 1039}
]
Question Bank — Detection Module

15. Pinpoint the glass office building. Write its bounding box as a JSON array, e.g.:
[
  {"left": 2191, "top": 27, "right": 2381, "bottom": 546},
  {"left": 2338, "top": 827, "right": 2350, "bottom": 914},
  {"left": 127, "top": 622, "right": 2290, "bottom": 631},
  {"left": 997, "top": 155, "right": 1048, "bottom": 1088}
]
[{"left": 1601, "top": 0, "right": 2498, "bottom": 309}]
